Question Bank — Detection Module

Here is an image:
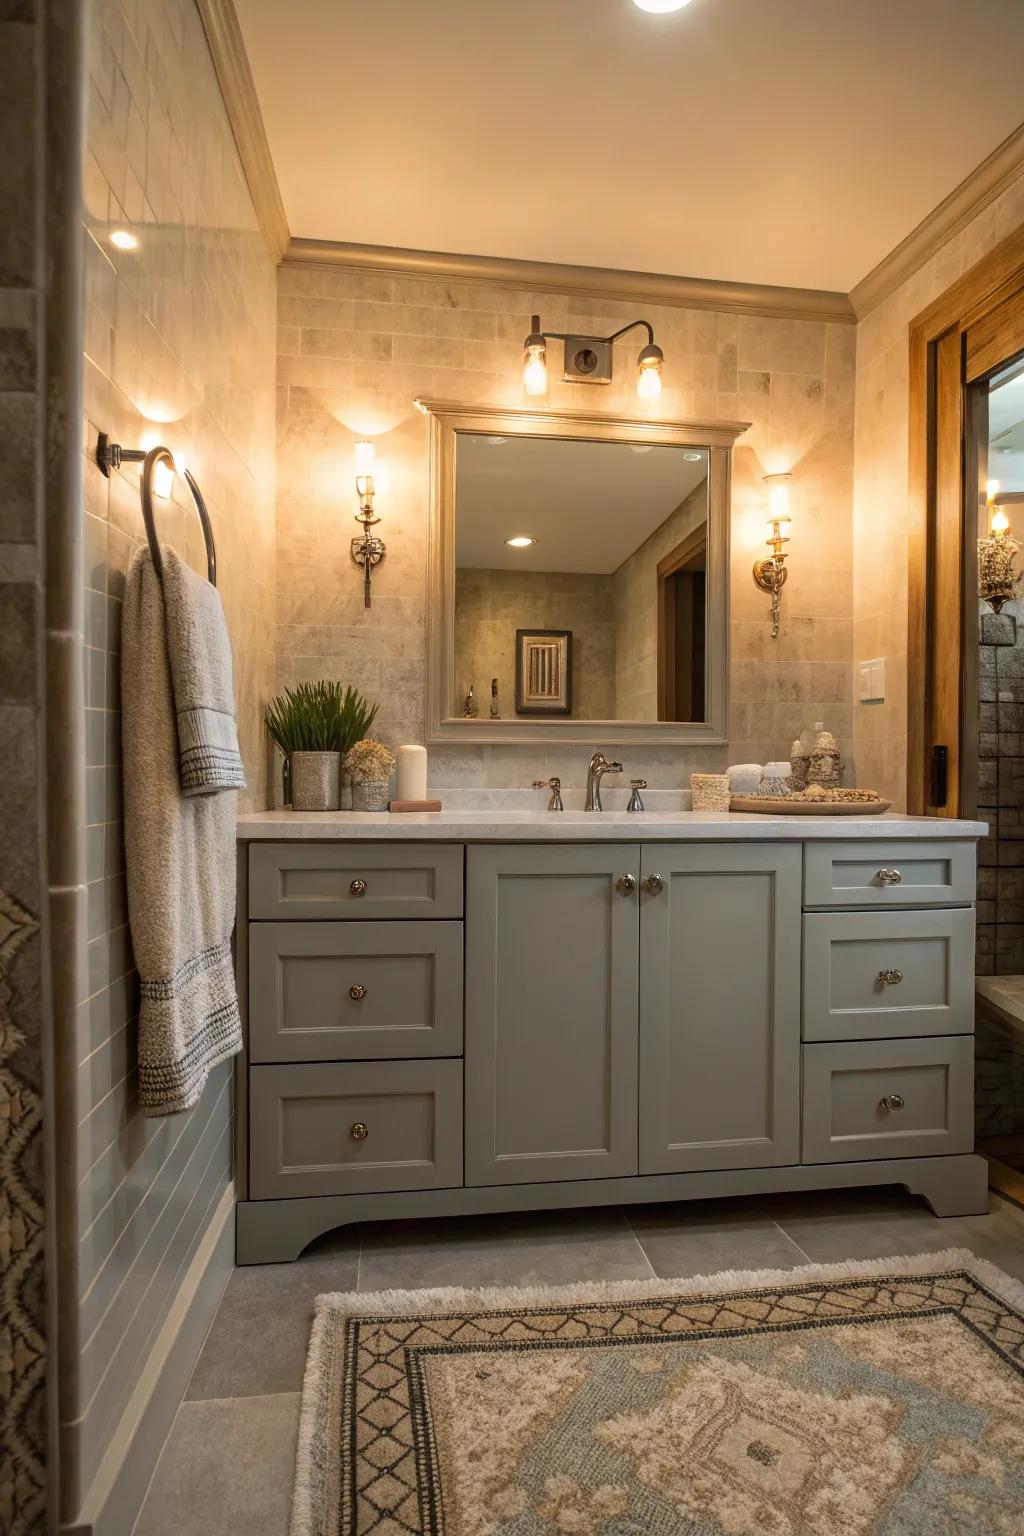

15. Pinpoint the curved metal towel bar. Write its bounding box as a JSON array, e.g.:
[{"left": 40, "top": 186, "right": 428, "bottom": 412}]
[{"left": 140, "top": 445, "right": 217, "bottom": 587}]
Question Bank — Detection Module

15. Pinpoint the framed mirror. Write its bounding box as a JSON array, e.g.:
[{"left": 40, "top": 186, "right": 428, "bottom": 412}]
[{"left": 420, "top": 399, "right": 748, "bottom": 745}]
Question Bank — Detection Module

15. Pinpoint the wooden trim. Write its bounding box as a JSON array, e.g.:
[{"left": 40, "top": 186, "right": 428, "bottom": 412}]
[
  {"left": 286, "top": 238, "right": 856, "bottom": 324},
  {"left": 657, "top": 524, "right": 707, "bottom": 722},
  {"left": 966, "top": 287, "right": 1024, "bottom": 382},
  {"left": 420, "top": 400, "right": 741, "bottom": 746},
  {"left": 195, "top": 0, "right": 289, "bottom": 261},
  {"left": 907, "top": 225, "right": 1024, "bottom": 814},
  {"left": 851, "top": 123, "right": 1024, "bottom": 318}
]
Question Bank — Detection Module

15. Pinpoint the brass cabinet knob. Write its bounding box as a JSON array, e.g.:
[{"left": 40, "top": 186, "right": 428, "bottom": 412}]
[
  {"left": 350, "top": 1121, "right": 369, "bottom": 1141},
  {"left": 349, "top": 878, "right": 367, "bottom": 897},
  {"left": 877, "top": 968, "right": 903, "bottom": 986},
  {"left": 349, "top": 984, "right": 367, "bottom": 1000},
  {"left": 615, "top": 873, "right": 636, "bottom": 894},
  {"left": 879, "top": 1094, "right": 905, "bottom": 1112},
  {"left": 643, "top": 873, "right": 664, "bottom": 895},
  {"left": 877, "top": 868, "right": 903, "bottom": 885}
]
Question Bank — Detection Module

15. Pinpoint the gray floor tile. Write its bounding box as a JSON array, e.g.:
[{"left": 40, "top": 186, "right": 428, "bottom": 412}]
[
  {"left": 356, "top": 1206, "right": 654, "bottom": 1293},
  {"left": 187, "top": 1232, "right": 359, "bottom": 1399},
  {"left": 764, "top": 1186, "right": 1024, "bottom": 1280},
  {"left": 133, "top": 1394, "right": 299, "bottom": 1536},
  {"left": 625, "top": 1197, "right": 809, "bottom": 1278}
]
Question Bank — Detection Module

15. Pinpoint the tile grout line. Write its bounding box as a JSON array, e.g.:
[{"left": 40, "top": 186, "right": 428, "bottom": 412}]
[{"left": 620, "top": 1208, "right": 658, "bottom": 1279}]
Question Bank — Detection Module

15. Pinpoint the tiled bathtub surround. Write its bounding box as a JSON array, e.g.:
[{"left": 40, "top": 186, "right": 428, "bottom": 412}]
[
  {"left": 276, "top": 268, "right": 857, "bottom": 789},
  {"left": 62, "top": 0, "right": 277, "bottom": 1521},
  {"left": 852, "top": 171, "right": 1024, "bottom": 808}
]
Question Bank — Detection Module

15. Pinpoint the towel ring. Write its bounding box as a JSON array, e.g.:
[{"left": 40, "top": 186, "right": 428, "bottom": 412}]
[{"left": 96, "top": 432, "right": 217, "bottom": 587}]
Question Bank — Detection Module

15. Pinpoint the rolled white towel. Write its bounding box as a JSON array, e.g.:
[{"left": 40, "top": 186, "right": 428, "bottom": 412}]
[{"left": 726, "top": 763, "right": 762, "bottom": 795}]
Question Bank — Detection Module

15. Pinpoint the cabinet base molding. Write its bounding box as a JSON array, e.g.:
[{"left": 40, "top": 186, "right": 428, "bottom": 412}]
[{"left": 235, "top": 1152, "right": 989, "bottom": 1265}]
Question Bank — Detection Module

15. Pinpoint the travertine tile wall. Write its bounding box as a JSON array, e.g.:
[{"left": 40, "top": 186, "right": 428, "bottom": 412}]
[
  {"left": 66, "top": 0, "right": 276, "bottom": 1515},
  {"left": 277, "top": 271, "right": 856, "bottom": 792},
  {"left": 454, "top": 569, "right": 616, "bottom": 720},
  {"left": 613, "top": 479, "right": 707, "bottom": 721},
  {"left": 852, "top": 175, "right": 1024, "bottom": 807}
]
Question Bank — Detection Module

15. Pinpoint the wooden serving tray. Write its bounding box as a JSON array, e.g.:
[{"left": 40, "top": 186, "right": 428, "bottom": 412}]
[{"left": 729, "top": 795, "right": 892, "bottom": 816}]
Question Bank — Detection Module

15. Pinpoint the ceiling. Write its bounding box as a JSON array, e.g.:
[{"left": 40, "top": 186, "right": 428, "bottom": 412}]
[
  {"left": 454, "top": 435, "right": 708, "bottom": 573},
  {"left": 236, "top": 0, "right": 1024, "bottom": 293}
]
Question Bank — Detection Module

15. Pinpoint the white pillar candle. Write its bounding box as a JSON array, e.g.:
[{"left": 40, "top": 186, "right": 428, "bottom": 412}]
[{"left": 395, "top": 744, "right": 428, "bottom": 801}]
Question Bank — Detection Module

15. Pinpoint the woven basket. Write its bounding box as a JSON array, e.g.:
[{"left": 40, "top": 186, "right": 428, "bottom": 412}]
[{"left": 690, "top": 772, "right": 731, "bottom": 811}]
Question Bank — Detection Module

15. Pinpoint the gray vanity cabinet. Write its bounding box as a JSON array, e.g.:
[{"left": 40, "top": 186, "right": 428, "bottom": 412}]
[
  {"left": 639, "top": 844, "right": 802, "bottom": 1173},
  {"left": 464, "top": 844, "right": 641, "bottom": 1186}
]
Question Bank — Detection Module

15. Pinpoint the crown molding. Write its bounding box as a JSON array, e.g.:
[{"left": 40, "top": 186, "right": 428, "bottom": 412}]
[
  {"left": 850, "top": 122, "right": 1024, "bottom": 319},
  {"left": 195, "top": 0, "right": 289, "bottom": 262},
  {"left": 284, "top": 238, "right": 856, "bottom": 325}
]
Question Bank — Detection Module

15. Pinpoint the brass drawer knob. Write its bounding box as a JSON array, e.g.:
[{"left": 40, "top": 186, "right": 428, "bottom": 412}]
[
  {"left": 877, "top": 968, "right": 903, "bottom": 986},
  {"left": 879, "top": 1094, "right": 905, "bottom": 1113},
  {"left": 349, "top": 878, "right": 367, "bottom": 897},
  {"left": 643, "top": 873, "right": 664, "bottom": 895},
  {"left": 877, "top": 868, "right": 903, "bottom": 885},
  {"left": 615, "top": 873, "right": 636, "bottom": 894},
  {"left": 350, "top": 1121, "right": 369, "bottom": 1141},
  {"left": 349, "top": 984, "right": 367, "bottom": 1000}
]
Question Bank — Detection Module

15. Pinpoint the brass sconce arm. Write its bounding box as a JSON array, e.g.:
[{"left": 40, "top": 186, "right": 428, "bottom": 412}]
[
  {"left": 752, "top": 473, "right": 792, "bottom": 639},
  {"left": 351, "top": 442, "right": 386, "bottom": 608}
]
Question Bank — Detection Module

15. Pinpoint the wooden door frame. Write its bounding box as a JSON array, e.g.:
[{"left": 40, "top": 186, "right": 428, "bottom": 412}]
[
  {"left": 908, "top": 225, "right": 1024, "bottom": 814},
  {"left": 657, "top": 522, "right": 707, "bottom": 722}
]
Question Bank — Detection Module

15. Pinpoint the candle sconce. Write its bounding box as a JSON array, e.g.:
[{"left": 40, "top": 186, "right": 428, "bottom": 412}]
[
  {"left": 752, "top": 472, "right": 792, "bottom": 638},
  {"left": 352, "top": 440, "right": 386, "bottom": 608},
  {"left": 978, "top": 480, "right": 1020, "bottom": 614}
]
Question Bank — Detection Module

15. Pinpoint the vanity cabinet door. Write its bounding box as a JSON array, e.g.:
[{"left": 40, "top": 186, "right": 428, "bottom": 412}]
[
  {"left": 639, "top": 844, "right": 802, "bottom": 1173},
  {"left": 465, "top": 844, "right": 640, "bottom": 1186}
]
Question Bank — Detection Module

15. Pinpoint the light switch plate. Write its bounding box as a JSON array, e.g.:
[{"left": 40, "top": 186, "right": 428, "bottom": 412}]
[{"left": 859, "top": 658, "right": 885, "bottom": 702}]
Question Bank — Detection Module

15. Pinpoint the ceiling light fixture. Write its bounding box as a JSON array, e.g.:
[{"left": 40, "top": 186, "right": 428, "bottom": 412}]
[
  {"left": 505, "top": 536, "right": 535, "bottom": 548},
  {"left": 683, "top": 451, "right": 704, "bottom": 462},
  {"left": 109, "top": 228, "right": 138, "bottom": 250},
  {"left": 523, "top": 314, "right": 665, "bottom": 400},
  {"left": 634, "top": 0, "right": 693, "bottom": 12}
]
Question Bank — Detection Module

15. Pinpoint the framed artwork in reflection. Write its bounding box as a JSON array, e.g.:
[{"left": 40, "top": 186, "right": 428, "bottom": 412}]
[{"left": 515, "top": 629, "right": 573, "bottom": 716}]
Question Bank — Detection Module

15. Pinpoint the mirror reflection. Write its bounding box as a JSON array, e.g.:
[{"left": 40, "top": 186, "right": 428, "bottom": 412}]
[{"left": 453, "top": 433, "right": 711, "bottom": 723}]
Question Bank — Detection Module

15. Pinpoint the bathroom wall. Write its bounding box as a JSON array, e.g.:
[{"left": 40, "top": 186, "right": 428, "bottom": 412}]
[
  {"left": 852, "top": 173, "right": 1024, "bottom": 807},
  {"left": 277, "top": 269, "right": 856, "bottom": 791},
  {"left": 454, "top": 568, "right": 616, "bottom": 720},
  {"left": 612, "top": 480, "right": 707, "bottom": 722},
  {"left": 66, "top": 0, "right": 276, "bottom": 1518}
]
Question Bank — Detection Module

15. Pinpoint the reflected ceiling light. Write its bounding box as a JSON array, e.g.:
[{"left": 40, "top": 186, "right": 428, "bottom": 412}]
[
  {"left": 505, "top": 536, "right": 535, "bottom": 548},
  {"left": 634, "top": 0, "right": 693, "bottom": 11},
  {"left": 683, "top": 451, "right": 704, "bottom": 462},
  {"left": 523, "top": 314, "right": 666, "bottom": 401},
  {"left": 486, "top": 435, "right": 507, "bottom": 445},
  {"left": 109, "top": 228, "right": 138, "bottom": 250}
]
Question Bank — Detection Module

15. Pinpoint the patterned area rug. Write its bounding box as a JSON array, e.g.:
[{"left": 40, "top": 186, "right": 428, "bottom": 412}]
[{"left": 290, "top": 1249, "right": 1024, "bottom": 1535}]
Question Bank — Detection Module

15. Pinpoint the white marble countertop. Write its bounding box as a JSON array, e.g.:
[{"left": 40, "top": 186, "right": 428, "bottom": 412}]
[{"left": 237, "top": 808, "right": 987, "bottom": 842}]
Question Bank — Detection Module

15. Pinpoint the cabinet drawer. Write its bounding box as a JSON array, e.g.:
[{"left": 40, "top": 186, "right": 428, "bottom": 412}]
[
  {"left": 249, "top": 1059, "right": 463, "bottom": 1199},
  {"left": 249, "top": 842, "right": 463, "bottom": 920},
  {"left": 803, "top": 840, "right": 975, "bottom": 909},
  {"left": 248, "top": 921, "right": 463, "bottom": 1062},
  {"left": 802, "top": 1037, "right": 973, "bottom": 1163},
  {"left": 802, "top": 909, "right": 974, "bottom": 1041}
]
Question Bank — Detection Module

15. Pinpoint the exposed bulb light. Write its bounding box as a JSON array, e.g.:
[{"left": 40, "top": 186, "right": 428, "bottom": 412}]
[
  {"left": 636, "top": 342, "right": 664, "bottom": 400},
  {"left": 991, "top": 508, "right": 1011, "bottom": 537},
  {"left": 523, "top": 322, "right": 548, "bottom": 395},
  {"left": 505, "top": 536, "right": 535, "bottom": 548},
  {"left": 354, "top": 440, "right": 376, "bottom": 478},
  {"left": 633, "top": 0, "right": 693, "bottom": 11},
  {"left": 109, "top": 228, "right": 138, "bottom": 250}
]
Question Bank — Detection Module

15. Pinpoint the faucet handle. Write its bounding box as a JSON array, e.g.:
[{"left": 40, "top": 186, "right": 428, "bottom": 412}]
[
  {"left": 631, "top": 778, "right": 647, "bottom": 790},
  {"left": 532, "top": 777, "right": 564, "bottom": 812}
]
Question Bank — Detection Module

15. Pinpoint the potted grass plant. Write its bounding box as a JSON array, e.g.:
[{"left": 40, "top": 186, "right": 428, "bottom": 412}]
[{"left": 265, "top": 682, "right": 378, "bottom": 811}]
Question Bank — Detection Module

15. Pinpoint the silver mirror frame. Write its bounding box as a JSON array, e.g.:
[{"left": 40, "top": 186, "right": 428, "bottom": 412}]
[{"left": 418, "top": 398, "right": 749, "bottom": 746}]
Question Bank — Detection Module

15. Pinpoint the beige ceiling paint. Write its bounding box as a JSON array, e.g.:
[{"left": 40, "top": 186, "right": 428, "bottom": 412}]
[{"left": 235, "top": 0, "right": 1024, "bottom": 293}]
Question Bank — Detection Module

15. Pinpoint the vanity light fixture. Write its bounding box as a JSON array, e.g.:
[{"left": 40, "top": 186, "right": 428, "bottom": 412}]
[
  {"left": 522, "top": 314, "right": 665, "bottom": 400},
  {"left": 352, "top": 440, "right": 387, "bottom": 609},
  {"left": 752, "top": 472, "right": 792, "bottom": 639},
  {"left": 978, "top": 479, "right": 1020, "bottom": 613}
]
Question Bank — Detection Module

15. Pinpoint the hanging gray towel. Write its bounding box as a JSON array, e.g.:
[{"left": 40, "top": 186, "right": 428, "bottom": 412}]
[
  {"left": 160, "top": 546, "right": 246, "bottom": 794},
  {"left": 121, "top": 547, "right": 243, "bottom": 1116}
]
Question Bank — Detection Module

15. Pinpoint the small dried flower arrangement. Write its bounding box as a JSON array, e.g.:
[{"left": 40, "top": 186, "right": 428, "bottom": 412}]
[{"left": 344, "top": 738, "right": 396, "bottom": 784}]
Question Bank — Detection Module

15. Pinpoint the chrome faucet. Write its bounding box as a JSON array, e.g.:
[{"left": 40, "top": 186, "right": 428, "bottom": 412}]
[{"left": 585, "top": 752, "right": 623, "bottom": 812}]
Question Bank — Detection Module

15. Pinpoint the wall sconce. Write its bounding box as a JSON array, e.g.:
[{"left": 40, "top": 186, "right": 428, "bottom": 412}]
[
  {"left": 522, "top": 314, "right": 664, "bottom": 400},
  {"left": 351, "top": 440, "right": 386, "bottom": 608},
  {"left": 752, "top": 473, "right": 792, "bottom": 639},
  {"left": 978, "top": 479, "right": 1020, "bottom": 613}
]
